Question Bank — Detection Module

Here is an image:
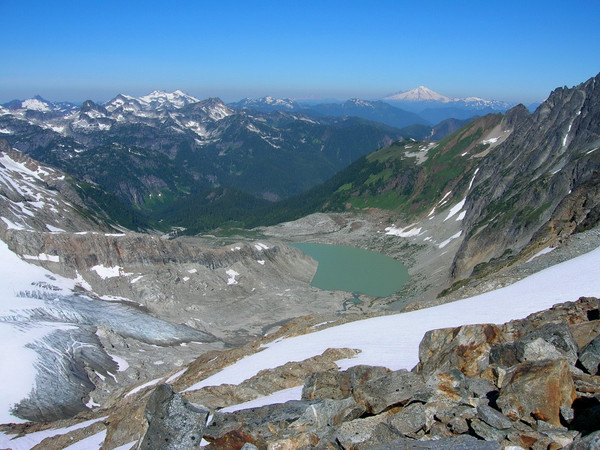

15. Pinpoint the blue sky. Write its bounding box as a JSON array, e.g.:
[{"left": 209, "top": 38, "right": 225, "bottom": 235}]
[{"left": 1, "top": 0, "right": 599, "bottom": 104}]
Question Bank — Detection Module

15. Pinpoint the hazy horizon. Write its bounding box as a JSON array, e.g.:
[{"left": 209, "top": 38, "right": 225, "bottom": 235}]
[{"left": 1, "top": 1, "right": 599, "bottom": 105}]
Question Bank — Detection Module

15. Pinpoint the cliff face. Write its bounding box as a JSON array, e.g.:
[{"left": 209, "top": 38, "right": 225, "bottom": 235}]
[{"left": 451, "top": 74, "right": 600, "bottom": 279}]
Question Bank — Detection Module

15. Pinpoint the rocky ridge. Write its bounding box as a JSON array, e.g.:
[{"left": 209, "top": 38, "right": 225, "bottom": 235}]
[{"left": 451, "top": 74, "right": 600, "bottom": 280}]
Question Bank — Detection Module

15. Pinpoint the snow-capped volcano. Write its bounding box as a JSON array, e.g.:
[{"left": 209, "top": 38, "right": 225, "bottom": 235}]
[
  {"left": 385, "top": 86, "right": 453, "bottom": 103},
  {"left": 385, "top": 86, "right": 512, "bottom": 110}
]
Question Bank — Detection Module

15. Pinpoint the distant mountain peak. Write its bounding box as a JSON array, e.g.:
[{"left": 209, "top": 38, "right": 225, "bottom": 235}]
[
  {"left": 228, "top": 96, "right": 300, "bottom": 112},
  {"left": 385, "top": 86, "right": 452, "bottom": 103},
  {"left": 138, "top": 90, "right": 200, "bottom": 109}
]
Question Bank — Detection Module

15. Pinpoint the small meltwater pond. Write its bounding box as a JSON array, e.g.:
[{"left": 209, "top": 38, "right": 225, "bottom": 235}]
[{"left": 291, "top": 243, "right": 409, "bottom": 297}]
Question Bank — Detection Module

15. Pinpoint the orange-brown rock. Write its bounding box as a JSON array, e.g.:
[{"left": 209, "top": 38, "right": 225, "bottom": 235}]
[{"left": 496, "top": 359, "right": 576, "bottom": 426}]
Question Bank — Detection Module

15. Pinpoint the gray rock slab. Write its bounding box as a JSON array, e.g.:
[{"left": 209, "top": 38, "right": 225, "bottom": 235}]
[
  {"left": 388, "top": 402, "right": 427, "bottom": 435},
  {"left": 141, "top": 384, "right": 209, "bottom": 449},
  {"left": 579, "top": 334, "right": 600, "bottom": 374},
  {"left": 476, "top": 404, "right": 513, "bottom": 430},
  {"left": 353, "top": 369, "right": 427, "bottom": 414},
  {"left": 369, "top": 434, "right": 503, "bottom": 449}
]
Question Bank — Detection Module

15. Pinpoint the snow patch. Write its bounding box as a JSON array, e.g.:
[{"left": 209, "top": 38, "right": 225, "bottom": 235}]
[
  {"left": 527, "top": 246, "right": 555, "bottom": 263},
  {"left": 124, "top": 377, "right": 163, "bottom": 398},
  {"left": 90, "top": 265, "right": 132, "bottom": 279},
  {"left": 384, "top": 224, "right": 422, "bottom": 237},
  {"left": 23, "top": 253, "right": 59, "bottom": 262},
  {"left": 166, "top": 368, "right": 187, "bottom": 384},
  {"left": 220, "top": 386, "right": 303, "bottom": 413},
  {"left": 481, "top": 137, "right": 499, "bottom": 145},
  {"left": 63, "top": 429, "right": 107, "bottom": 449},
  {"left": 438, "top": 231, "right": 463, "bottom": 248},
  {"left": 226, "top": 269, "right": 240, "bottom": 285},
  {"left": 444, "top": 198, "right": 466, "bottom": 221},
  {"left": 0, "top": 416, "right": 108, "bottom": 449},
  {"left": 46, "top": 224, "right": 65, "bottom": 232},
  {"left": 107, "top": 353, "right": 129, "bottom": 372}
]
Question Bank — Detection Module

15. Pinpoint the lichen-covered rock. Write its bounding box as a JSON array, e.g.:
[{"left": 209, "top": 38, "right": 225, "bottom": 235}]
[
  {"left": 496, "top": 359, "right": 576, "bottom": 426},
  {"left": 335, "top": 413, "right": 397, "bottom": 449},
  {"left": 352, "top": 369, "right": 427, "bottom": 414},
  {"left": 301, "top": 365, "right": 391, "bottom": 401},
  {"left": 370, "top": 434, "right": 503, "bottom": 449},
  {"left": 567, "top": 429, "right": 600, "bottom": 449},
  {"left": 425, "top": 369, "right": 470, "bottom": 405},
  {"left": 417, "top": 324, "right": 506, "bottom": 377},
  {"left": 140, "top": 384, "right": 209, "bottom": 449}
]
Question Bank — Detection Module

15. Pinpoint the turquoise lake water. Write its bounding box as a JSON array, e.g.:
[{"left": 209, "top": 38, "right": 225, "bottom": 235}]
[{"left": 291, "top": 243, "right": 409, "bottom": 297}]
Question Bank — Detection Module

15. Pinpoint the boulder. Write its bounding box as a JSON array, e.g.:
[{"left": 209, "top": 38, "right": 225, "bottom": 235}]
[
  {"left": 496, "top": 359, "right": 576, "bottom": 426},
  {"left": 335, "top": 413, "right": 397, "bottom": 449},
  {"left": 490, "top": 321, "right": 579, "bottom": 367},
  {"left": 140, "top": 384, "right": 210, "bottom": 449},
  {"left": 289, "top": 397, "right": 365, "bottom": 431},
  {"left": 352, "top": 369, "right": 427, "bottom": 414},
  {"left": 470, "top": 419, "right": 508, "bottom": 442},
  {"left": 572, "top": 372, "right": 600, "bottom": 396},
  {"left": 204, "top": 400, "right": 313, "bottom": 442},
  {"left": 302, "top": 371, "right": 351, "bottom": 400},
  {"left": 387, "top": 402, "right": 427, "bottom": 436},
  {"left": 579, "top": 334, "right": 600, "bottom": 374},
  {"left": 369, "top": 434, "right": 503, "bottom": 449},
  {"left": 301, "top": 365, "right": 390, "bottom": 401},
  {"left": 476, "top": 404, "right": 513, "bottom": 430},
  {"left": 418, "top": 324, "right": 506, "bottom": 377},
  {"left": 425, "top": 369, "right": 470, "bottom": 404},
  {"left": 567, "top": 430, "right": 600, "bottom": 449}
]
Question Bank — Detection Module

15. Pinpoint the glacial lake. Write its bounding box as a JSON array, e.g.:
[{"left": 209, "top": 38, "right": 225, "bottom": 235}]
[{"left": 291, "top": 243, "right": 409, "bottom": 297}]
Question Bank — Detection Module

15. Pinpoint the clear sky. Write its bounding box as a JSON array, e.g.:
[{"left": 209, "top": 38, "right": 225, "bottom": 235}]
[{"left": 1, "top": 0, "right": 599, "bottom": 104}]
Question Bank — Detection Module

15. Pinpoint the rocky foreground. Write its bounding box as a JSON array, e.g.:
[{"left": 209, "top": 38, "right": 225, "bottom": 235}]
[{"left": 133, "top": 296, "right": 600, "bottom": 449}]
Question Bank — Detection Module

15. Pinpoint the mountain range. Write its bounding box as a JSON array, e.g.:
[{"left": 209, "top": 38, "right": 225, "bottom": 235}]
[
  {"left": 229, "top": 86, "right": 514, "bottom": 126},
  {"left": 0, "top": 91, "right": 405, "bottom": 224}
]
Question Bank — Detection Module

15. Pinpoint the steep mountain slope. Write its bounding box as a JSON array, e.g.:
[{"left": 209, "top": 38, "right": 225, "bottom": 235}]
[{"left": 451, "top": 74, "right": 600, "bottom": 280}]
